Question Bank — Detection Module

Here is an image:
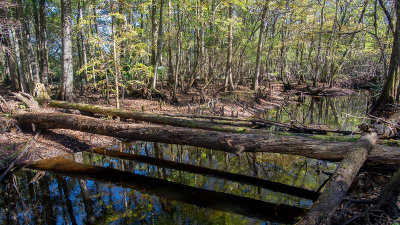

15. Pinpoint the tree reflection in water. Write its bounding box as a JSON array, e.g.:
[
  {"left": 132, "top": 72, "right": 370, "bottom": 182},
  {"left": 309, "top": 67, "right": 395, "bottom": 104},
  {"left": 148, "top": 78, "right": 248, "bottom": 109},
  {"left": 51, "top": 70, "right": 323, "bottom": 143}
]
[{"left": 0, "top": 139, "right": 337, "bottom": 224}]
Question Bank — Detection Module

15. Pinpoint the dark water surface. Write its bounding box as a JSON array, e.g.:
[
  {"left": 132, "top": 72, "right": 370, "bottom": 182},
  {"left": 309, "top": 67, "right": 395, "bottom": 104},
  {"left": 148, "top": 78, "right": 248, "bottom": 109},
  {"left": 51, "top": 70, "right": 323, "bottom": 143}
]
[
  {"left": 259, "top": 90, "right": 370, "bottom": 132},
  {"left": 0, "top": 142, "right": 336, "bottom": 224},
  {"left": 1, "top": 92, "right": 369, "bottom": 224}
]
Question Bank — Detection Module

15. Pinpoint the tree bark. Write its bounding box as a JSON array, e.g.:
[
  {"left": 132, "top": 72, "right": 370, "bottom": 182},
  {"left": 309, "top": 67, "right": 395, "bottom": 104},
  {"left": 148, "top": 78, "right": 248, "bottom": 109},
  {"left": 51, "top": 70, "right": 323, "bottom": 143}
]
[
  {"left": 371, "top": 0, "right": 400, "bottom": 114},
  {"left": 150, "top": 0, "right": 158, "bottom": 89},
  {"left": 151, "top": 0, "right": 164, "bottom": 90},
  {"left": 2, "top": 32, "right": 19, "bottom": 91},
  {"left": 39, "top": 0, "right": 49, "bottom": 85},
  {"left": 61, "top": 0, "right": 74, "bottom": 101},
  {"left": 297, "top": 133, "right": 378, "bottom": 225},
  {"left": 111, "top": 3, "right": 119, "bottom": 108},
  {"left": 377, "top": 164, "right": 400, "bottom": 218},
  {"left": 15, "top": 112, "right": 400, "bottom": 165},
  {"left": 36, "top": 99, "right": 256, "bottom": 133},
  {"left": 252, "top": 3, "right": 268, "bottom": 90},
  {"left": 224, "top": 2, "right": 234, "bottom": 92}
]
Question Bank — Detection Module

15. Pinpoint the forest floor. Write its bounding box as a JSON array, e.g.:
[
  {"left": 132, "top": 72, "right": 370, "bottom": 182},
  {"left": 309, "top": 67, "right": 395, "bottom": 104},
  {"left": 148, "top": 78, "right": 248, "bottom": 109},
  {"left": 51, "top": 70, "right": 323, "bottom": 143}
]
[{"left": 0, "top": 80, "right": 396, "bottom": 224}]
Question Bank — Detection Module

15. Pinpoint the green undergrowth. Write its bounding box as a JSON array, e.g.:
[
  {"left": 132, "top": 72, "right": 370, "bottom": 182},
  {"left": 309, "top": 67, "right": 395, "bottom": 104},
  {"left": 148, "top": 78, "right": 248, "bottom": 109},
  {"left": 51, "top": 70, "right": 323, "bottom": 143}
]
[
  {"left": 310, "top": 133, "right": 361, "bottom": 142},
  {"left": 275, "top": 132, "right": 296, "bottom": 136},
  {"left": 383, "top": 139, "right": 400, "bottom": 147}
]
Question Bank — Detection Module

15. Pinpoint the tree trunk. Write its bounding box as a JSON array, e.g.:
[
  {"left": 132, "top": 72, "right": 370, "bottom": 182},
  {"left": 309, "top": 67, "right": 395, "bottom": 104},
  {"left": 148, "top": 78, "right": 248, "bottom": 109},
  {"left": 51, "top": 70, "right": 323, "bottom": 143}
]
[
  {"left": 150, "top": 0, "right": 158, "bottom": 89},
  {"left": 15, "top": 112, "right": 400, "bottom": 165},
  {"left": 152, "top": 0, "right": 164, "bottom": 90},
  {"left": 36, "top": 99, "right": 255, "bottom": 133},
  {"left": 377, "top": 166, "right": 400, "bottom": 218},
  {"left": 297, "top": 133, "right": 378, "bottom": 225},
  {"left": 2, "top": 32, "right": 19, "bottom": 91},
  {"left": 61, "top": 0, "right": 74, "bottom": 101},
  {"left": 39, "top": 0, "right": 49, "bottom": 85},
  {"left": 252, "top": 3, "right": 268, "bottom": 90},
  {"left": 172, "top": 1, "right": 181, "bottom": 102},
  {"left": 15, "top": 3, "right": 30, "bottom": 92},
  {"left": 224, "top": 2, "right": 234, "bottom": 92},
  {"left": 111, "top": 4, "right": 119, "bottom": 108},
  {"left": 371, "top": 0, "right": 400, "bottom": 114}
]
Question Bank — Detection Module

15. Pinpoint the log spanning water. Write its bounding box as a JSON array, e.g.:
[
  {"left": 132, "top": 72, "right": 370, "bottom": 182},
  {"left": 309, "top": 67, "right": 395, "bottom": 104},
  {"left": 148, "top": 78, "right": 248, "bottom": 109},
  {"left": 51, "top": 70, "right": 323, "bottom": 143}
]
[
  {"left": 37, "top": 99, "right": 355, "bottom": 135},
  {"left": 297, "top": 133, "right": 378, "bottom": 225},
  {"left": 16, "top": 112, "right": 400, "bottom": 165},
  {"left": 28, "top": 156, "right": 308, "bottom": 223}
]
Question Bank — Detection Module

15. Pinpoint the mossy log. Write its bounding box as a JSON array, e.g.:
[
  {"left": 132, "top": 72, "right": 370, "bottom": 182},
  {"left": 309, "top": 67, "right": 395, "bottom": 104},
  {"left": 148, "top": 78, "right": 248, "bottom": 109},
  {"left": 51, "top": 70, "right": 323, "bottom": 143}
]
[
  {"left": 15, "top": 112, "right": 400, "bottom": 165},
  {"left": 37, "top": 99, "right": 357, "bottom": 135},
  {"left": 296, "top": 133, "right": 378, "bottom": 225},
  {"left": 36, "top": 99, "right": 259, "bottom": 133}
]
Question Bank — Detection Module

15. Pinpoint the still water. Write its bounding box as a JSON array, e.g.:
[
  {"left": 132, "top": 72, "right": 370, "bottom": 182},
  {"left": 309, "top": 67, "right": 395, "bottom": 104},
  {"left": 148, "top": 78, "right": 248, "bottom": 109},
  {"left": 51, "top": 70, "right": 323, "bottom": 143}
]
[
  {"left": 259, "top": 90, "right": 370, "bottom": 132},
  {"left": 0, "top": 142, "right": 336, "bottom": 224},
  {"left": 1, "top": 92, "right": 369, "bottom": 224}
]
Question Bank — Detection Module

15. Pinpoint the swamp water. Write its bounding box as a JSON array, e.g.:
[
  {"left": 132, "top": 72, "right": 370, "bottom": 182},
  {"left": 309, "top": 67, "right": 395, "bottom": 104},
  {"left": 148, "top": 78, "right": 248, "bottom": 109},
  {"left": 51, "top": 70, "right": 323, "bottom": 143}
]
[
  {"left": 0, "top": 91, "right": 370, "bottom": 224},
  {"left": 259, "top": 90, "right": 370, "bottom": 132},
  {"left": 0, "top": 143, "right": 335, "bottom": 224}
]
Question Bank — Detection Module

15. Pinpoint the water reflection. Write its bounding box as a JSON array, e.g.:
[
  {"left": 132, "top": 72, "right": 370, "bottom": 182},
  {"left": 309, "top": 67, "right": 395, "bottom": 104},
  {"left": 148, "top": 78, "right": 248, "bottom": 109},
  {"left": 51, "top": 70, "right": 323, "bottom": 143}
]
[
  {"left": 0, "top": 142, "right": 337, "bottom": 224},
  {"left": 260, "top": 90, "right": 370, "bottom": 131}
]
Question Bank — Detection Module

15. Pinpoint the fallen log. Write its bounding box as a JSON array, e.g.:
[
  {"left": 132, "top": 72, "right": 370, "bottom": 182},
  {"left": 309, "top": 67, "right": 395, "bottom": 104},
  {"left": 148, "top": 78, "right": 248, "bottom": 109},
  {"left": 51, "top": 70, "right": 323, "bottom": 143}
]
[
  {"left": 37, "top": 99, "right": 356, "bottom": 135},
  {"left": 36, "top": 99, "right": 257, "bottom": 133},
  {"left": 29, "top": 156, "right": 307, "bottom": 223},
  {"left": 89, "top": 147, "right": 319, "bottom": 200},
  {"left": 297, "top": 133, "right": 378, "bottom": 225},
  {"left": 15, "top": 112, "right": 400, "bottom": 165}
]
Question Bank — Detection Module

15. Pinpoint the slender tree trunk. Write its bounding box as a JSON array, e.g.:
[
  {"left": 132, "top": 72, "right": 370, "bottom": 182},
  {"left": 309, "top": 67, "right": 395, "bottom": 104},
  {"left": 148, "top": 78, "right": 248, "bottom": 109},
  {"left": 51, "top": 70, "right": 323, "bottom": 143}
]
[
  {"left": 61, "top": 0, "right": 74, "bottom": 101},
  {"left": 39, "top": 0, "right": 49, "bottom": 85},
  {"left": 167, "top": 0, "right": 173, "bottom": 83},
  {"left": 172, "top": 1, "right": 181, "bottom": 101},
  {"left": 77, "top": 1, "right": 83, "bottom": 95},
  {"left": 151, "top": 0, "right": 164, "bottom": 90},
  {"left": 33, "top": 0, "right": 42, "bottom": 80},
  {"left": 150, "top": 0, "right": 158, "bottom": 89},
  {"left": 313, "top": 0, "right": 326, "bottom": 87},
  {"left": 15, "top": 1, "right": 30, "bottom": 92},
  {"left": 252, "top": 3, "right": 268, "bottom": 90},
  {"left": 78, "top": 0, "right": 87, "bottom": 94},
  {"left": 12, "top": 28, "right": 29, "bottom": 92},
  {"left": 224, "top": 2, "right": 234, "bottom": 91},
  {"left": 371, "top": 0, "right": 400, "bottom": 114},
  {"left": 2, "top": 32, "right": 20, "bottom": 91},
  {"left": 111, "top": 3, "right": 119, "bottom": 109}
]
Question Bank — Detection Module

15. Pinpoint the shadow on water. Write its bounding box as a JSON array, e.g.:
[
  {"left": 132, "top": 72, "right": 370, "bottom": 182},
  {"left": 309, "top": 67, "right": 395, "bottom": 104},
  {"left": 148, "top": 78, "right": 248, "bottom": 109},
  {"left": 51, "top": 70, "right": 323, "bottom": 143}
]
[
  {"left": 0, "top": 141, "right": 337, "bottom": 224},
  {"left": 259, "top": 90, "right": 370, "bottom": 132}
]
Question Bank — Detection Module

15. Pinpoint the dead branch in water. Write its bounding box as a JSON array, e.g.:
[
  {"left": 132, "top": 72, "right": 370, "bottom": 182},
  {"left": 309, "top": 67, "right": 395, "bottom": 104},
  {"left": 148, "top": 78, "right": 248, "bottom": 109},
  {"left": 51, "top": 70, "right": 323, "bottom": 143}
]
[{"left": 0, "top": 130, "right": 41, "bottom": 181}]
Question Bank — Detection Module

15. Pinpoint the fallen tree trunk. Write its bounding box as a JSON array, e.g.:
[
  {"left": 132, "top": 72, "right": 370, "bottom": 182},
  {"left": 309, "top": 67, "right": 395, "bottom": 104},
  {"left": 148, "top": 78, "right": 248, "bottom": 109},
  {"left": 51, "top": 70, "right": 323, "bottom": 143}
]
[
  {"left": 15, "top": 112, "right": 400, "bottom": 165},
  {"left": 37, "top": 99, "right": 356, "bottom": 135},
  {"left": 297, "top": 133, "right": 378, "bottom": 225},
  {"left": 36, "top": 99, "right": 259, "bottom": 133}
]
